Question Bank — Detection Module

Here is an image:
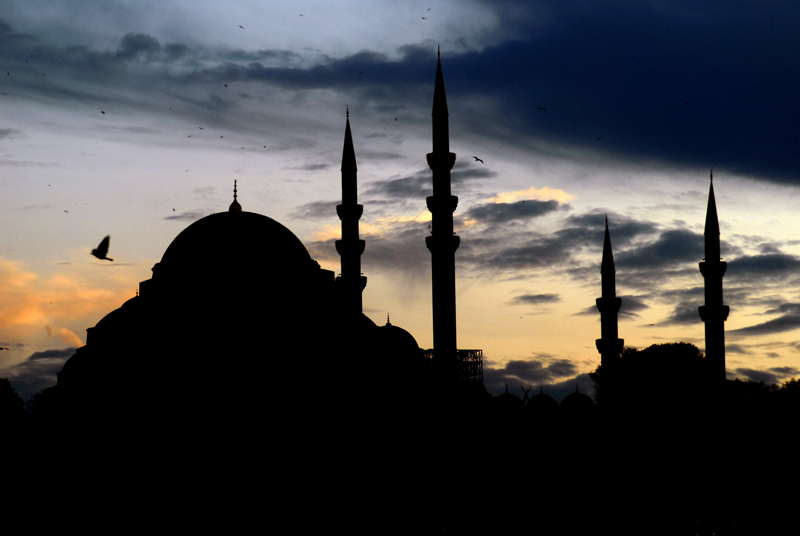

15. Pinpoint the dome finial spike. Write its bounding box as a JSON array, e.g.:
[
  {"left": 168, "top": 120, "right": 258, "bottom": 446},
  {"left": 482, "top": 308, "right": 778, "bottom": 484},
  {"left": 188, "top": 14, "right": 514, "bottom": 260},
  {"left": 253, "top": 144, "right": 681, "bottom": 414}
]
[
  {"left": 346, "top": 105, "right": 349, "bottom": 119},
  {"left": 437, "top": 44, "right": 440, "bottom": 58},
  {"left": 710, "top": 167, "right": 713, "bottom": 182},
  {"left": 386, "top": 313, "right": 391, "bottom": 325},
  {"left": 229, "top": 179, "right": 242, "bottom": 212}
]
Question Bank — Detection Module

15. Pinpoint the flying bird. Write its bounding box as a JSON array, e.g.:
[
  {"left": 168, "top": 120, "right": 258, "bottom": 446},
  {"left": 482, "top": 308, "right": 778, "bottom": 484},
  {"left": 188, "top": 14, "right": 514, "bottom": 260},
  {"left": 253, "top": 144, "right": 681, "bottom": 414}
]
[
  {"left": 198, "top": 127, "right": 204, "bottom": 130},
  {"left": 224, "top": 84, "right": 228, "bottom": 87},
  {"left": 91, "top": 235, "right": 114, "bottom": 261},
  {"left": 239, "top": 25, "right": 244, "bottom": 29},
  {"left": 537, "top": 107, "right": 546, "bottom": 111},
  {"left": 0, "top": 347, "right": 9, "bottom": 351},
  {"left": 472, "top": 156, "right": 484, "bottom": 164},
  {"left": 101, "top": 111, "right": 105, "bottom": 114}
]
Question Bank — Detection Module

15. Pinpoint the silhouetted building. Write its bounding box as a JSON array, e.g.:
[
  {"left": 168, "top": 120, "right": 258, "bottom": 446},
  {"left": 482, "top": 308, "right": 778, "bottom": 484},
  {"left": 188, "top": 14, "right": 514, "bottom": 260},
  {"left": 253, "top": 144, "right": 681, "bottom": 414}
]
[
  {"left": 425, "top": 49, "right": 461, "bottom": 382},
  {"left": 699, "top": 172, "right": 729, "bottom": 381}
]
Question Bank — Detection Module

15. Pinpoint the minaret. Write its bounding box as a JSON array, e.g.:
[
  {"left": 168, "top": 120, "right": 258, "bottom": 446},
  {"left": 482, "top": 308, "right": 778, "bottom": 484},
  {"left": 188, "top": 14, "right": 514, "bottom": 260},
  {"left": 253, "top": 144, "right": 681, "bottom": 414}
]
[
  {"left": 335, "top": 108, "right": 367, "bottom": 317},
  {"left": 698, "top": 171, "right": 729, "bottom": 381},
  {"left": 425, "top": 49, "right": 459, "bottom": 381},
  {"left": 595, "top": 216, "right": 623, "bottom": 369}
]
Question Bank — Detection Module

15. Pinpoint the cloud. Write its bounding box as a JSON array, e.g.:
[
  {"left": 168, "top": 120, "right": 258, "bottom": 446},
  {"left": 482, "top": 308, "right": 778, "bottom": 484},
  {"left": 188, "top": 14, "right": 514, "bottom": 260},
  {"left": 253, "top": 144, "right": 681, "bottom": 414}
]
[
  {"left": 510, "top": 293, "right": 560, "bottom": 306},
  {"left": 465, "top": 199, "right": 561, "bottom": 225},
  {"left": 2, "top": 347, "right": 76, "bottom": 401},
  {"left": 733, "top": 366, "right": 800, "bottom": 385},
  {"left": 0, "top": 128, "right": 24, "bottom": 140},
  {"left": 44, "top": 325, "right": 83, "bottom": 347},
  {"left": 616, "top": 229, "right": 704, "bottom": 269},
  {"left": 730, "top": 304, "right": 800, "bottom": 337},
  {"left": 164, "top": 209, "right": 208, "bottom": 221},
  {"left": 727, "top": 253, "right": 800, "bottom": 281},
  {"left": 484, "top": 358, "right": 578, "bottom": 387},
  {"left": 292, "top": 200, "right": 340, "bottom": 220},
  {"left": 487, "top": 186, "right": 574, "bottom": 204}
]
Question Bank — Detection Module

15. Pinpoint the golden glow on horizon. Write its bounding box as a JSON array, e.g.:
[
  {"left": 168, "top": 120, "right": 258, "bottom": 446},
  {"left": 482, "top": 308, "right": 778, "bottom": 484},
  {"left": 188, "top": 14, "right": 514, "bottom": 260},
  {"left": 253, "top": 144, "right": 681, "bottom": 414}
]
[{"left": 487, "top": 186, "right": 575, "bottom": 204}]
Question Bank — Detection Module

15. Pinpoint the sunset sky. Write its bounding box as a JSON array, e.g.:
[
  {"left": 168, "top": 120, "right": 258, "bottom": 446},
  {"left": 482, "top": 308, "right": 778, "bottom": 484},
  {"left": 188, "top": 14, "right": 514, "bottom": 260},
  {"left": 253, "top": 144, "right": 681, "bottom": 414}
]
[{"left": 2, "top": 1, "right": 800, "bottom": 402}]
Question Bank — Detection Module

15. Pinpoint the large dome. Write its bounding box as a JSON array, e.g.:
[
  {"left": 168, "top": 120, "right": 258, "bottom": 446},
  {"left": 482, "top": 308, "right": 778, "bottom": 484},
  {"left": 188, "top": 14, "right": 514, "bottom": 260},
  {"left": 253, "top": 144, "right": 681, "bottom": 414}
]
[{"left": 159, "top": 210, "right": 314, "bottom": 274}]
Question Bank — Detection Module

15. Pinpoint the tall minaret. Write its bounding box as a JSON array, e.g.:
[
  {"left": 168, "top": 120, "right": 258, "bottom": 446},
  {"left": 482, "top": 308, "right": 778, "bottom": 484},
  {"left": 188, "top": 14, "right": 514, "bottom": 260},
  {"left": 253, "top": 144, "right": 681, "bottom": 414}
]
[
  {"left": 335, "top": 108, "right": 366, "bottom": 317},
  {"left": 596, "top": 216, "right": 623, "bottom": 369},
  {"left": 425, "top": 49, "right": 459, "bottom": 380},
  {"left": 698, "top": 171, "right": 729, "bottom": 381}
]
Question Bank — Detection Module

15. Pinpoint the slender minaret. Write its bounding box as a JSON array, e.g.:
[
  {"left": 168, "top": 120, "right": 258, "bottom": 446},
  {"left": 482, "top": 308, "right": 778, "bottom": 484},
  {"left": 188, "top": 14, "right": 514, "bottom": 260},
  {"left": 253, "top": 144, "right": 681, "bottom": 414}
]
[
  {"left": 698, "top": 171, "right": 729, "bottom": 381},
  {"left": 335, "top": 108, "right": 366, "bottom": 317},
  {"left": 425, "top": 49, "right": 459, "bottom": 380},
  {"left": 596, "top": 216, "right": 623, "bottom": 369}
]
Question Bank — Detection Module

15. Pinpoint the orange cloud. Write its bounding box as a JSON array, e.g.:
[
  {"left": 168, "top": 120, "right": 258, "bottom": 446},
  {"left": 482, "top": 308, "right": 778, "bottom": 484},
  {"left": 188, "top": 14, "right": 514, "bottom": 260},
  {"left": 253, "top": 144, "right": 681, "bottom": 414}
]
[{"left": 487, "top": 186, "right": 575, "bottom": 204}]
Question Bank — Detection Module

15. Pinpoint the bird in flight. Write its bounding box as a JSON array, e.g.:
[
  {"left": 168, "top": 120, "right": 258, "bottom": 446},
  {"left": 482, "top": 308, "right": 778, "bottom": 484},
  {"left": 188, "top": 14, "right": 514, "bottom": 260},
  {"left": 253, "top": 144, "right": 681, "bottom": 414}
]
[
  {"left": 101, "top": 111, "right": 105, "bottom": 114},
  {"left": 91, "top": 235, "right": 114, "bottom": 261},
  {"left": 472, "top": 156, "right": 484, "bottom": 164},
  {"left": 198, "top": 127, "right": 204, "bottom": 130},
  {"left": 224, "top": 84, "right": 228, "bottom": 87},
  {"left": 239, "top": 25, "right": 244, "bottom": 29},
  {"left": 537, "top": 107, "right": 546, "bottom": 111}
]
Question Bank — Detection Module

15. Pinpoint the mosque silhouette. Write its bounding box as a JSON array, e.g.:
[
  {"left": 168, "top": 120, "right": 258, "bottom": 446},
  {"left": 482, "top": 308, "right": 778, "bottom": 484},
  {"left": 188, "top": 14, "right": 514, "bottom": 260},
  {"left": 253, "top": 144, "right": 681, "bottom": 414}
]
[{"left": 26, "top": 54, "right": 788, "bottom": 535}]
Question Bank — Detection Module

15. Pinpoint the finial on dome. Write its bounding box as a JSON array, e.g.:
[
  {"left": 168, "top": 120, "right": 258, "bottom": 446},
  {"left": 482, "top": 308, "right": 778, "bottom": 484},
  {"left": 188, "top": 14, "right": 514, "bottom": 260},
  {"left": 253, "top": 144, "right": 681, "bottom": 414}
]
[
  {"left": 386, "top": 313, "right": 391, "bottom": 326},
  {"left": 346, "top": 105, "right": 349, "bottom": 119},
  {"left": 229, "top": 179, "right": 242, "bottom": 212},
  {"left": 710, "top": 167, "right": 713, "bottom": 182},
  {"left": 437, "top": 44, "right": 440, "bottom": 59}
]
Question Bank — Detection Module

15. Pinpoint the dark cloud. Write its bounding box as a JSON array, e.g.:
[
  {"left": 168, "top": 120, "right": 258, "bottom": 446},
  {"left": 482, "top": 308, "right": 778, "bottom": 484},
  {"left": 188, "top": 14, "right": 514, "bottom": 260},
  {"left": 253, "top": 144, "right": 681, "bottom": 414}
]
[
  {"left": 661, "top": 303, "right": 702, "bottom": 326},
  {"left": 291, "top": 163, "right": 330, "bottom": 172},
  {"left": 465, "top": 199, "right": 561, "bottom": 224},
  {"left": 727, "top": 253, "right": 800, "bottom": 281},
  {"left": 576, "top": 294, "right": 649, "bottom": 318},
  {"left": 453, "top": 1, "right": 800, "bottom": 183},
  {"left": 292, "top": 200, "right": 339, "bottom": 220},
  {"left": 730, "top": 304, "right": 800, "bottom": 337},
  {"left": 733, "top": 366, "right": 800, "bottom": 385},
  {"left": 510, "top": 293, "right": 560, "bottom": 306},
  {"left": 3, "top": 347, "right": 76, "bottom": 401},
  {"left": 164, "top": 209, "right": 208, "bottom": 221},
  {"left": 616, "top": 229, "right": 704, "bottom": 269},
  {"left": 483, "top": 358, "right": 595, "bottom": 401},
  {"left": 483, "top": 358, "right": 578, "bottom": 389},
  {"left": 0, "top": 128, "right": 23, "bottom": 140}
]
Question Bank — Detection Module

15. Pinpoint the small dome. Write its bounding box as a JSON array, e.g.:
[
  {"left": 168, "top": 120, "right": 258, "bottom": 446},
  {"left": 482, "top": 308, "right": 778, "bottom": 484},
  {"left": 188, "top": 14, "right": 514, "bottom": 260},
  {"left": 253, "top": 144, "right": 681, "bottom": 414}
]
[
  {"left": 527, "top": 387, "right": 558, "bottom": 412},
  {"left": 560, "top": 386, "right": 595, "bottom": 412},
  {"left": 376, "top": 317, "right": 421, "bottom": 358}
]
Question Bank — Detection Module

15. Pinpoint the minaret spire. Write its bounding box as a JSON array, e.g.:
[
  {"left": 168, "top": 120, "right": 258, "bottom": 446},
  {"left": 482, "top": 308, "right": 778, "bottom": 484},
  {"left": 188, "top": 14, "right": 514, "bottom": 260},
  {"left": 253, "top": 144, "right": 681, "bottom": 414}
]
[
  {"left": 699, "top": 171, "right": 729, "bottom": 381},
  {"left": 335, "top": 108, "right": 366, "bottom": 317},
  {"left": 596, "top": 216, "right": 623, "bottom": 405},
  {"left": 425, "top": 50, "right": 460, "bottom": 382}
]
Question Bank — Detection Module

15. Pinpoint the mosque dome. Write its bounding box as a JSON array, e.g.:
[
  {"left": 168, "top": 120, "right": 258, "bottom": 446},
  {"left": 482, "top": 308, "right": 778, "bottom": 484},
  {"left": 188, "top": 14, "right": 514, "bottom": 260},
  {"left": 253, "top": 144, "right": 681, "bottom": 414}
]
[
  {"left": 527, "top": 387, "right": 558, "bottom": 413},
  {"left": 158, "top": 211, "right": 314, "bottom": 276},
  {"left": 560, "top": 386, "right": 595, "bottom": 412},
  {"left": 377, "top": 317, "right": 421, "bottom": 357}
]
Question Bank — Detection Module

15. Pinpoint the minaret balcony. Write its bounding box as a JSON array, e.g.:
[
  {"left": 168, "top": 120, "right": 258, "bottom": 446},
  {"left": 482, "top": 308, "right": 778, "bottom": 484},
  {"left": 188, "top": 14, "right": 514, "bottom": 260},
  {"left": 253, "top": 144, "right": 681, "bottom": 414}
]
[
  {"left": 425, "top": 234, "right": 460, "bottom": 253},
  {"left": 699, "top": 260, "right": 728, "bottom": 278},
  {"left": 699, "top": 304, "right": 730, "bottom": 322},
  {"left": 595, "top": 296, "right": 622, "bottom": 313},
  {"left": 336, "top": 204, "right": 363, "bottom": 220},
  {"left": 335, "top": 239, "right": 366, "bottom": 256},
  {"left": 426, "top": 195, "right": 459, "bottom": 214},
  {"left": 426, "top": 152, "right": 456, "bottom": 171}
]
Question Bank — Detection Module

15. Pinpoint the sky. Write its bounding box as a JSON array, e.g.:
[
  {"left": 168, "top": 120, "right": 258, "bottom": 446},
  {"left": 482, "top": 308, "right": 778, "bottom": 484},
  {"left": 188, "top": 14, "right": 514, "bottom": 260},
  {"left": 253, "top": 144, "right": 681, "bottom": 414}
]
[{"left": 2, "top": 0, "right": 800, "bottom": 402}]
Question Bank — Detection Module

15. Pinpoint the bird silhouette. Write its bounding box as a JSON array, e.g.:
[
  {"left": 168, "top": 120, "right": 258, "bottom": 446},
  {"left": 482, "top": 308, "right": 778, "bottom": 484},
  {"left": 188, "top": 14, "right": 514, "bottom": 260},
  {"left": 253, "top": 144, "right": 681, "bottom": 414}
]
[
  {"left": 224, "top": 84, "right": 228, "bottom": 87},
  {"left": 101, "top": 111, "right": 105, "bottom": 114},
  {"left": 239, "top": 25, "right": 244, "bottom": 29},
  {"left": 537, "top": 107, "right": 546, "bottom": 111},
  {"left": 472, "top": 156, "right": 484, "bottom": 164},
  {"left": 91, "top": 235, "right": 114, "bottom": 261},
  {"left": 198, "top": 127, "right": 204, "bottom": 130},
  {"left": 0, "top": 347, "right": 9, "bottom": 351}
]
